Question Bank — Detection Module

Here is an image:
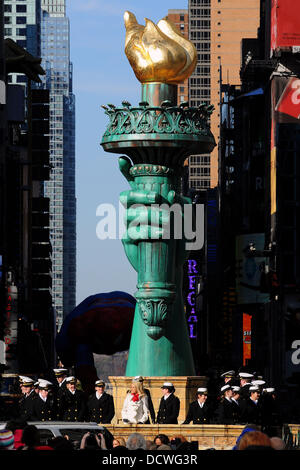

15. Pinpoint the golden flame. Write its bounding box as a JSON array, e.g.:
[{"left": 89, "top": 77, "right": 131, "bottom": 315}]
[{"left": 124, "top": 11, "right": 197, "bottom": 84}]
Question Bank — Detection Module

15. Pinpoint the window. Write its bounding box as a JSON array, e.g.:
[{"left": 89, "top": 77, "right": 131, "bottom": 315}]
[
  {"left": 4, "top": 28, "right": 12, "bottom": 35},
  {"left": 16, "top": 28, "right": 26, "bottom": 36},
  {"left": 4, "top": 5, "right": 12, "bottom": 12},
  {"left": 16, "top": 17, "right": 26, "bottom": 24},
  {"left": 180, "top": 15, "right": 185, "bottom": 21},
  {"left": 16, "top": 5, "right": 27, "bottom": 12},
  {"left": 4, "top": 17, "right": 12, "bottom": 24}
]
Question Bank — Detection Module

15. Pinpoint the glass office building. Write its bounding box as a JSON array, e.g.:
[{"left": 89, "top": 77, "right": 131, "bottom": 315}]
[{"left": 41, "top": 0, "right": 76, "bottom": 328}]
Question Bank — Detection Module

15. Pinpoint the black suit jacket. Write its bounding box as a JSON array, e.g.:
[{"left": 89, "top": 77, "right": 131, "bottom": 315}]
[
  {"left": 240, "top": 398, "right": 263, "bottom": 425},
  {"left": 183, "top": 400, "right": 213, "bottom": 424},
  {"left": 215, "top": 398, "right": 235, "bottom": 424},
  {"left": 19, "top": 391, "right": 37, "bottom": 421},
  {"left": 32, "top": 395, "right": 55, "bottom": 421},
  {"left": 87, "top": 392, "right": 115, "bottom": 424},
  {"left": 157, "top": 393, "right": 180, "bottom": 424}
]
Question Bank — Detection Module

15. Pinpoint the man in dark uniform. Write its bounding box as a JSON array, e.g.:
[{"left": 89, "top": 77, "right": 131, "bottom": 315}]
[
  {"left": 133, "top": 376, "right": 155, "bottom": 424},
  {"left": 59, "top": 376, "right": 86, "bottom": 422},
  {"left": 31, "top": 380, "right": 55, "bottom": 421},
  {"left": 239, "top": 372, "right": 254, "bottom": 400},
  {"left": 231, "top": 386, "right": 242, "bottom": 424},
  {"left": 183, "top": 388, "right": 213, "bottom": 424},
  {"left": 215, "top": 385, "right": 235, "bottom": 424},
  {"left": 240, "top": 385, "right": 263, "bottom": 425},
  {"left": 18, "top": 376, "right": 37, "bottom": 421},
  {"left": 157, "top": 382, "right": 180, "bottom": 424},
  {"left": 87, "top": 379, "right": 115, "bottom": 424},
  {"left": 53, "top": 368, "right": 68, "bottom": 419}
]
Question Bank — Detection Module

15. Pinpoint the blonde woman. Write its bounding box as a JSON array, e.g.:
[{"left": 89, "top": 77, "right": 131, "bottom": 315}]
[{"left": 121, "top": 381, "right": 149, "bottom": 424}]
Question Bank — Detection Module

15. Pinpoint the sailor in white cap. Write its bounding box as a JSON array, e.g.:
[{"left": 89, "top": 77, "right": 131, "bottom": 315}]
[
  {"left": 183, "top": 387, "right": 213, "bottom": 424},
  {"left": 59, "top": 376, "right": 86, "bottom": 422},
  {"left": 132, "top": 376, "right": 155, "bottom": 424},
  {"left": 238, "top": 372, "right": 254, "bottom": 400},
  {"left": 156, "top": 382, "right": 180, "bottom": 424},
  {"left": 31, "top": 379, "right": 54, "bottom": 421},
  {"left": 240, "top": 384, "right": 263, "bottom": 425},
  {"left": 53, "top": 368, "right": 68, "bottom": 419},
  {"left": 86, "top": 379, "right": 115, "bottom": 424},
  {"left": 215, "top": 385, "right": 235, "bottom": 424},
  {"left": 18, "top": 376, "right": 36, "bottom": 421},
  {"left": 220, "top": 370, "right": 236, "bottom": 386},
  {"left": 231, "top": 386, "right": 242, "bottom": 424},
  {"left": 260, "top": 387, "right": 282, "bottom": 429}
]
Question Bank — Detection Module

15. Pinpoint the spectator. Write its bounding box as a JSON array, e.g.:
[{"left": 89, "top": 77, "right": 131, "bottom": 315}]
[
  {"left": 157, "top": 444, "right": 172, "bottom": 450},
  {"left": 153, "top": 434, "right": 170, "bottom": 448},
  {"left": 270, "top": 436, "right": 286, "bottom": 450},
  {"left": 80, "top": 432, "right": 106, "bottom": 450},
  {"left": 126, "top": 433, "right": 147, "bottom": 450},
  {"left": 112, "top": 437, "right": 127, "bottom": 448},
  {"left": 21, "top": 425, "right": 53, "bottom": 450},
  {"left": 232, "top": 424, "right": 260, "bottom": 450},
  {"left": 237, "top": 431, "right": 274, "bottom": 450},
  {"left": 5, "top": 419, "right": 27, "bottom": 450},
  {"left": 0, "top": 430, "right": 15, "bottom": 450},
  {"left": 48, "top": 436, "right": 74, "bottom": 451}
]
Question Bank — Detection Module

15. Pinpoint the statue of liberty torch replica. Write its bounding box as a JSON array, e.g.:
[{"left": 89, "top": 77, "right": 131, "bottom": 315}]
[{"left": 101, "top": 12, "right": 215, "bottom": 376}]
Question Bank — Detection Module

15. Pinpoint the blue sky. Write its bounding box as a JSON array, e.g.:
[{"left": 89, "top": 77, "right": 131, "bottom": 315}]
[{"left": 68, "top": 0, "right": 188, "bottom": 306}]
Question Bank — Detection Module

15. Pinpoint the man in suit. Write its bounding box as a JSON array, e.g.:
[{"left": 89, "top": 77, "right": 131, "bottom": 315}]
[
  {"left": 157, "top": 382, "right": 180, "bottom": 424},
  {"left": 133, "top": 376, "right": 155, "bottom": 424},
  {"left": 87, "top": 379, "right": 115, "bottom": 424},
  {"left": 59, "top": 376, "right": 86, "bottom": 422},
  {"left": 32, "top": 379, "right": 55, "bottom": 421},
  {"left": 18, "top": 376, "right": 37, "bottom": 421},
  {"left": 183, "top": 388, "right": 213, "bottom": 424},
  {"left": 53, "top": 368, "right": 68, "bottom": 419}
]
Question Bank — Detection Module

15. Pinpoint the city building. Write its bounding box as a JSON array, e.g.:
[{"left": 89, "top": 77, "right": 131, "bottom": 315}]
[
  {"left": 188, "top": 0, "right": 260, "bottom": 190},
  {"left": 41, "top": 0, "right": 76, "bottom": 329}
]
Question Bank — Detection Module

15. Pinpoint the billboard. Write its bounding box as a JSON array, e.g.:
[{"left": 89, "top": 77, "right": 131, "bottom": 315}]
[
  {"left": 270, "top": 76, "right": 300, "bottom": 235},
  {"left": 243, "top": 313, "right": 252, "bottom": 366},
  {"left": 271, "top": 0, "right": 300, "bottom": 56}
]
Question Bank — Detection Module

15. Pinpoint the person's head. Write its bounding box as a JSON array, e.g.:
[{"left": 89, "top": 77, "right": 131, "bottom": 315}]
[
  {"left": 48, "top": 436, "right": 74, "bottom": 451},
  {"left": 161, "top": 382, "right": 175, "bottom": 396},
  {"left": 66, "top": 377, "right": 77, "bottom": 392},
  {"left": 22, "top": 425, "right": 40, "bottom": 448},
  {"left": 126, "top": 433, "right": 146, "bottom": 450},
  {"left": 5, "top": 419, "right": 28, "bottom": 433},
  {"left": 249, "top": 386, "right": 261, "bottom": 401},
  {"left": 232, "top": 386, "right": 241, "bottom": 399},
  {"left": 38, "top": 379, "right": 52, "bottom": 398},
  {"left": 53, "top": 368, "right": 67, "bottom": 384},
  {"left": 130, "top": 380, "right": 144, "bottom": 396},
  {"left": 157, "top": 444, "right": 172, "bottom": 450},
  {"left": 154, "top": 434, "right": 169, "bottom": 446},
  {"left": 0, "top": 430, "right": 14, "bottom": 450},
  {"left": 83, "top": 433, "right": 99, "bottom": 450},
  {"left": 95, "top": 380, "right": 105, "bottom": 394},
  {"left": 221, "top": 385, "right": 233, "bottom": 399},
  {"left": 270, "top": 437, "right": 286, "bottom": 450},
  {"left": 238, "top": 431, "right": 272, "bottom": 450},
  {"left": 221, "top": 370, "right": 235, "bottom": 384},
  {"left": 19, "top": 376, "right": 34, "bottom": 395},
  {"left": 113, "top": 437, "right": 126, "bottom": 448},
  {"left": 196, "top": 388, "right": 208, "bottom": 403},
  {"left": 239, "top": 372, "right": 254, "bottom": 386}
]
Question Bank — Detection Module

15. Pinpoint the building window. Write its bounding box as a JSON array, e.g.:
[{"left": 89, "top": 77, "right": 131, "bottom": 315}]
[
  {"left": 4, "top": 28, "right": 12, "bottom": 35},
  {"left": 4, "top": 17, "right": 12, "bottom": 24},
  {"left": 16, "top": 17, "right": 26, "bottom": 24},
  {"left": 4, "top": 5, "right": 12, "bottom": 12},
  {"left": 180, "top": 15, "right": 185, "bottom": 21},
  {"left": 16, "top": 5, "right": 27, "bottom": 12},
  {"left": 16, "top": 28, "right": 26, "bottom": 36}
]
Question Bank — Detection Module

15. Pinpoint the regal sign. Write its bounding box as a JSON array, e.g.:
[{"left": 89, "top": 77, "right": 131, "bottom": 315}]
[{"left": 186, "top": 259, "right": 199, "bottom": 339}]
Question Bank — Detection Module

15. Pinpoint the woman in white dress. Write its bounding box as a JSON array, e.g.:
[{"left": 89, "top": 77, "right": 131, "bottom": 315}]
[{"left": 121, "top": 380, "right": 149, "bottom": 424}]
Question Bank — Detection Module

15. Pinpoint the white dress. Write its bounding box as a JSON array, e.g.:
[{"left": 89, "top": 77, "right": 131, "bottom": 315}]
[{"left": 121, "top": 393, "right": 149, "bottom": 424}]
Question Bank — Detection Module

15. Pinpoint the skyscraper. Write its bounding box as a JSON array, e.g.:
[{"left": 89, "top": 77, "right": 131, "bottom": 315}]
[
  {"left": 188, "top": 0, "right": 260, "bottom": 190},
  {"left": 41, "top": 0, "right": 76, "bottom": 329}
]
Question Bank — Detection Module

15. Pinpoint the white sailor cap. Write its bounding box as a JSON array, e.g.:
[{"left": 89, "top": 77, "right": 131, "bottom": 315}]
[
  {"left": 251, "top": 380, "right": 266, "bottom": 386},
  {"left": 263, "top": 387, "right": 275, "bottom": 393},
  {"left": 221, "top": 384, "right": 231, "bottom": 393},
  {"left": 197, "top": 387, "right": 208, "bottom": 394},
  {"left": 161, "top": 382, "right": 174, "bottom": 389},
  {"left": 19, "top": 376, "right": 34, "bottom": 386},
  {"left": 249, "top": 385, "right": 260, "bottom": 392},
  {"left": 65, "top": 376, "right": 77, "bottom": 384},
  {"left": 53, "top": 368, "right": 67, "bottom": 376},
  {"left": 221, "top": 370, "right": 235, "bottom": 378},
  {"left": 95, "top": 380, "right": 105, "bottom": 387},
  {"left": 232, "top": 386, "right": 241, "bottom": 392},
  {"left": 239, "top": 372, "right": 254, "bottom": 378},
  {"left": 38, "top": 379, "right": 53, "bottom": 390}
]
